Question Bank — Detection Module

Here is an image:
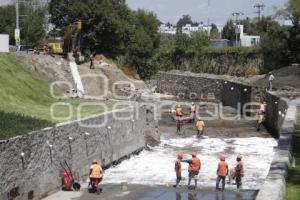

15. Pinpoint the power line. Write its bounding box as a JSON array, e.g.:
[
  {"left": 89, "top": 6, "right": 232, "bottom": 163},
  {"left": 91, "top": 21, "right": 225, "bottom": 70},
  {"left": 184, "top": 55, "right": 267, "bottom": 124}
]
[{"left": 254, "top": 3, "right": 265, "bottom": 21}]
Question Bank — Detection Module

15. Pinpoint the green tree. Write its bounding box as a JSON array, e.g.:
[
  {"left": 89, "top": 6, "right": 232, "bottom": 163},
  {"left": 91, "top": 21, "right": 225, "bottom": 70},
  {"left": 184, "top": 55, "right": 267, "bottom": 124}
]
[
  {"left": 260, "top": 23, "right": 290, "bottom": 71},
  {"left": 48, "top": 0, "right": 70, "bottom": 29},
  {"left": 222, "top": 20, "right": 236, "bottom": 40},
  {"left": 191, "top": 33, "right": 210, "bottom": 51},
  {"left": 0, "top": 5, "right": 15, "bottom": 44},
  {"left": 276, "top": 0, "right": 300, "bottom": 63},
  {"left": 210, "top": 23, "right": 219, "bottom": 38},
  {"left": 0, "top": 3, "right": 45, "bottom": 46},
  {"left": 22, "top": 8, "right": 46, "bottom": 47},
  {"left": 126, "top": 10, "right": 159, "bottom": 79},
  {"left": 176, "top": 14, "right": 193, "bottom": 33},
  {"left": 277, "top": 0, "right": 300, "bottom": 27},
  {"left": 49, "top": 0, "right": 134, "bottom": 57}
]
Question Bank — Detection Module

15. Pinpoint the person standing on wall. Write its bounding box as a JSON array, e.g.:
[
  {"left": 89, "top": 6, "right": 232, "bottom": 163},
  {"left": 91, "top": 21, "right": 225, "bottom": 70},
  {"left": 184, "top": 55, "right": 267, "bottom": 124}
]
[
  {"left": 183, "top": 152, "right": 201, "bottom": 190},
  {"left": 268, "top": 72, "right": 275, "bottom": 91},
  {"left": 196, "top": 117, "right": 205, "bottom": 138},
  {"left": 216, "top": 154, "right": 229, "bottom": 192},
  {"left": 173, "top": 152, "right": 184, "bottom": 188}
]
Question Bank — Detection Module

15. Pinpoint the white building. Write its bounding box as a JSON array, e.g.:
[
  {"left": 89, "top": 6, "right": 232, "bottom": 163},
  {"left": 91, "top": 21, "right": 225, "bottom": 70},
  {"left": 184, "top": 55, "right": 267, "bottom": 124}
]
[
  {"left": 158, "top": 24, "right": 176, "bottom": 35},
  {"left": 0, "top": 34, "right": 9, "bottom": 52},
  {"left": 238, "top": 25, "right": 260, "bottom": 46},
  {"left": 182, "top": 24, "right": 223, "bottom": 36},
  {"left": 158, "top": 23, "right": 223, "bottom": 36}
]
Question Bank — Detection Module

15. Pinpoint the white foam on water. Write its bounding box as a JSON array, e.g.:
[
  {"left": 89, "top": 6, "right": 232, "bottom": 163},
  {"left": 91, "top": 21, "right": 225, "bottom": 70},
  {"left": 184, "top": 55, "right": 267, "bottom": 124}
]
[{"left": 103, "top": 137, "right": 277, "bottom": 190}]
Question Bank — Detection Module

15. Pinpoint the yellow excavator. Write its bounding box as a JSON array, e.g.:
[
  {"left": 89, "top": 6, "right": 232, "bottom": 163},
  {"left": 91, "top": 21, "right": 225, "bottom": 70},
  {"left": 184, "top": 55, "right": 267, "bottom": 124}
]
[{"left": 48, "top": 20, "right": 84, "bottom": 63}]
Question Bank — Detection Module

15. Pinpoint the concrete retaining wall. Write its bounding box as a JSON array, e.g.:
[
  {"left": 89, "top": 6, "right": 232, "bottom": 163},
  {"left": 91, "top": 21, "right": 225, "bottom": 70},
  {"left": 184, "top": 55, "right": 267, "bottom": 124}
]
[
  {"left": 264, "top": 93, "right": 288, "bottom": 139},
  {"left": 0, "top": 105, "right": 150, "bottom": 200},
  {"left": 256, "top": 94, "right": 299, "bottom": 200},
  {"left": 157, "top": 71, "right": 252, "bottom": 115}
]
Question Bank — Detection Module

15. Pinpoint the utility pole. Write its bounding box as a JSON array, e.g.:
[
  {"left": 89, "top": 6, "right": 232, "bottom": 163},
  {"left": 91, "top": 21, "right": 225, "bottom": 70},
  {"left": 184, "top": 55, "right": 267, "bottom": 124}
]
[
  {"left": 15, "top": 0, "right": 21, "bottom": 47},
  {"left": 207, "top": 0, "right": 211, "bottom": 36},
  {"left": 232, "top": 12, "right": 244, "bottom": 46},
  {"left": 254, "top": 3, "right": 265, "bottom": 21}
]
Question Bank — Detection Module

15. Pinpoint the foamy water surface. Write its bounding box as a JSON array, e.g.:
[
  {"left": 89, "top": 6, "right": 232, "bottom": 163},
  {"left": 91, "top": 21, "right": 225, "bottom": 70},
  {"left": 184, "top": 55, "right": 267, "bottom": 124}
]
[{"left": 103, "top": 136, "right": 277, "bottom": 190}]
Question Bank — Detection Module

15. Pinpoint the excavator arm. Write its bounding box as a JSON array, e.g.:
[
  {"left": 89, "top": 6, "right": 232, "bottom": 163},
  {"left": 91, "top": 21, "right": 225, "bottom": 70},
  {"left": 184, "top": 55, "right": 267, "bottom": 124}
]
[{"left": 63, "top": 20, "right": 82, "bottom": 55}]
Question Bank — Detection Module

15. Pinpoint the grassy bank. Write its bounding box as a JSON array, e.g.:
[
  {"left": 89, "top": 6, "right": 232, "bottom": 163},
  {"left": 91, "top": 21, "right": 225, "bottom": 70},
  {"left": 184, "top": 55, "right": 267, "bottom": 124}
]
[
  {"left": 286, "top": 117, "right": 300, "bottom": 200},
  {"left": 0, "top": 53, "right": 112, "bottom": 139}
]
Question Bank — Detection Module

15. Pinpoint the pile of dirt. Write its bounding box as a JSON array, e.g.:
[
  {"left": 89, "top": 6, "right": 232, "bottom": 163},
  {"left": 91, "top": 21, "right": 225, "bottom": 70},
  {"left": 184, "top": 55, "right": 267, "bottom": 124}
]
[
  {"left": 121, "top": 66, "right": 141, "bottom": 80},
  {"left": 93, "top": 54, "right": 118, "bottom": 68},
  {"left": 77, "top": 55, "right": 148, "bottom": 99},
  {"left": 250, "top": 65, "right": 300, "bottom": 89},
  {"left": 18, "top": 53, "right": 74, "bottom": 95}
]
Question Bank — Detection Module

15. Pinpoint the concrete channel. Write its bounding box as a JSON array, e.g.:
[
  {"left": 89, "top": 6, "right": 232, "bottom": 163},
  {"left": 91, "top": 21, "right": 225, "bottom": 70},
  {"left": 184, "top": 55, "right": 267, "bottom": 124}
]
[{"left": 43, "top": 103, "right": 276, "bottom": 200}]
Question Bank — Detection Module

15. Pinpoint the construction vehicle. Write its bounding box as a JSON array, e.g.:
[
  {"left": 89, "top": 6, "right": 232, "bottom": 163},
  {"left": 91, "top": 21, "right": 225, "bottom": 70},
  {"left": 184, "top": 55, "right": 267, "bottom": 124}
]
[
  {"left": 46, "top": 20, "right": 85, "bottom": 64},
  {"left": 63, "top": 20, "right": 85, "bottom": 64},
  {"left": 48, "top": 42, "right": 63, "bottom": 54}
]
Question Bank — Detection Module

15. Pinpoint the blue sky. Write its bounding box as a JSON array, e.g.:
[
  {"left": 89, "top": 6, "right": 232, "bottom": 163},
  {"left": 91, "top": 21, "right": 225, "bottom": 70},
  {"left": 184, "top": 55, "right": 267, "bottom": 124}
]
[
  {"left": 126, "top": 0, "right": 287, "bottom": 25},
  {"left": 0, "top": 0, "right": 288, "bottom": 25}
]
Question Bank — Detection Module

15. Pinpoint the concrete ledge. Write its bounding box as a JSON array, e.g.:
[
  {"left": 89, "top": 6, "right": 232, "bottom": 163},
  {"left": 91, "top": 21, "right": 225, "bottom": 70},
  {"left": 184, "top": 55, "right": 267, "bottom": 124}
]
[{"left": 256, "top": 96, "right": 300, "bottom": 200}]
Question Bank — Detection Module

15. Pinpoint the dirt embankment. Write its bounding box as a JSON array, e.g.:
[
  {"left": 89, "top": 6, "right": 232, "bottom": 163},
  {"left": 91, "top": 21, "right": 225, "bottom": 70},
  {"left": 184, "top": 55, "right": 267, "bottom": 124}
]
[
  {"left": 250, "top": 65, "right": 300, "bottom": 90},
  {"left": 18, "top": 53, "right": 149, "bottom": 100},
  {"left": 17, "top": 53, "right": 74, "bottom": 95}
]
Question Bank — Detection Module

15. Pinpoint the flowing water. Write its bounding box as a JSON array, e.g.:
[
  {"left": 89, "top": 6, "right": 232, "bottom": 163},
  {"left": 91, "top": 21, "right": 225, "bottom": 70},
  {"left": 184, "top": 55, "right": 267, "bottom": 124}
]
[{"left": 103, "top": 134, "right": 277, "bottom": 190}]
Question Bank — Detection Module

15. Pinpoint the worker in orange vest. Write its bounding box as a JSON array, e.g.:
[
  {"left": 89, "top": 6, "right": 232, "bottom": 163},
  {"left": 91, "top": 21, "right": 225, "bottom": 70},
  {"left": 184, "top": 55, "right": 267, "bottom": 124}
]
[
  {"left": 173, "top": 152, "right": 184, "bottom": 188},
  {"left": 183, "top": 152, "right": 201, "bottom": 189},
  {"left": 196, "top": 117, "right": 205, "bottom": 138},
  {"left": 235, "top": 155, "right": 244, "bottom": 189},
  {"left": 190, "top": 102, "right": 196, "bottom": 122},
  {"left": 216, "top": 154, "right": 229, "bottom": 192},
  {"left": 89, "top": 159, "right": 103, "bottom": 192}
]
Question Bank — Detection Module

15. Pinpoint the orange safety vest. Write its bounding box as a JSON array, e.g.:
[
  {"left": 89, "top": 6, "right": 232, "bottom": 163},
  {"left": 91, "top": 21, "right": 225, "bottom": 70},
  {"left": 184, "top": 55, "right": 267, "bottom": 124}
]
[
  {"left": 189, "top": 157, "right": 201, "bottom": 172},
  {"left": 90, "top": 164, "right": 102, "bottom": 179},
  {"left": 175, "top": 159, "right": 182, "bottom": 173},
  {"left": 196, "top": 120, "right": 205, "bottom": 130},
  {"left": 190, "top": 105, "right": 196, "bottom": 112},
  {"left": 217, "top": 161, "right": 228, "bottom": 177}
]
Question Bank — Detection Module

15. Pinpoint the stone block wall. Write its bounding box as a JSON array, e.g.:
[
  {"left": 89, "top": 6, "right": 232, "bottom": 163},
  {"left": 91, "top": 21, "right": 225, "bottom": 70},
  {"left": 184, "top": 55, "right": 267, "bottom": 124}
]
[
  {"left": 264, "top": 92, "right": 288, "bottom": 139},
  {"left": 157, "top": 71, "right": 252, "bottom": 115},
  {"left": 0, "top": 105, "right": 150, "bottom": 200}
]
